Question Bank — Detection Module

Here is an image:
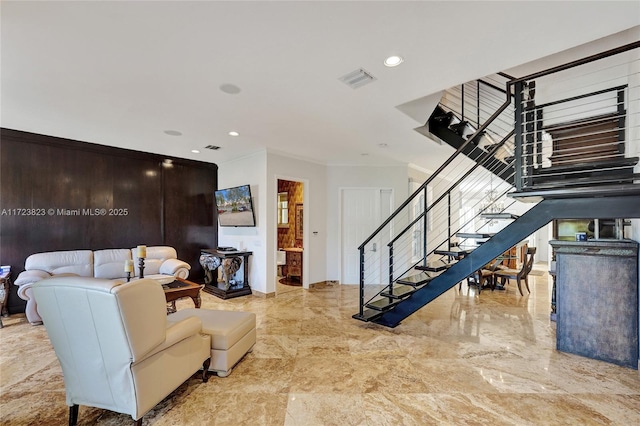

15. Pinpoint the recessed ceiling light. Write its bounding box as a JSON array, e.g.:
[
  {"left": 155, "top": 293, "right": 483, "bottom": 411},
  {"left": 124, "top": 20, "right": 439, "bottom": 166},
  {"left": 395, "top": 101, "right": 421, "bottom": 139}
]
[
  {"left": 163, "top": 130, "right": 182, "bottom": 136},
  {"left": 191, "top": 149, "right": 200, "bottom": 154},
  {"left": 384, "top": 55, "right": 404, "bottom": 67},
  {"left": 229, "top": 131, "right": 239, "bottom": 137}
]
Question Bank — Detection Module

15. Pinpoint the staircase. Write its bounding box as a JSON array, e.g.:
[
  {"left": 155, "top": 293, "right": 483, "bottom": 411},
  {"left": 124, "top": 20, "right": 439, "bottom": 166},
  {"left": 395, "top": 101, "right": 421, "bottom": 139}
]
[{"left": 353, "top": 41, "right": 640, "bottom": 328}]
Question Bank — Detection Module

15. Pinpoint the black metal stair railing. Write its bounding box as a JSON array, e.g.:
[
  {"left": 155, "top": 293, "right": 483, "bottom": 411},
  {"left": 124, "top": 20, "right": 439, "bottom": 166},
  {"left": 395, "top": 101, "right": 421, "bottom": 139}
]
[
  {"left": 353, "top": 77, "right": 518, "bottom": 321},
  {"left": 513, "top": 41, "right": 640, "bottom": 195},
  {"left": 354, "top": 40, "right": 640, "bottom": 325}
]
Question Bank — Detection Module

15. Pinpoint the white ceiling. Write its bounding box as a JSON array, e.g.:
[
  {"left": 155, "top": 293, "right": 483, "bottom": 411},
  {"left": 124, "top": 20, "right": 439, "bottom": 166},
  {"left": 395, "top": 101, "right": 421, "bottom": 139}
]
[{"left": 2, "top": 1, "right": 639, "bottom": 172}]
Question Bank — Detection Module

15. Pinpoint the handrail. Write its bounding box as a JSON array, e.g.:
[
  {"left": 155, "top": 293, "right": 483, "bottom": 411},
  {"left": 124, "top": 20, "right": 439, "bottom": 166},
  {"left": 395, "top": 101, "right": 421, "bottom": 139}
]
[
  {"left": 479, "top": 79, "right": 508, "bottom": 95},
  {"left": 358, "top": 90, "right": 514, "bottom": 250},
  {"left": 386, "top": 129, "right": 515, "bottom": 247},
  {"left": 529, "top": 84, "right": 627, "bottom": 110},
  {"left": 510, "top": 41, "right": 640, "bottom": 84}
]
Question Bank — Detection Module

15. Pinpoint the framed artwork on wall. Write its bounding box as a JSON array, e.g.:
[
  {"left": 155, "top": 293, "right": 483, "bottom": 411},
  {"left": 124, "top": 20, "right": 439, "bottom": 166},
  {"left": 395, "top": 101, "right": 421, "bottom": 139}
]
[{"left": 295, "top": 204, "right": 303, "bottom": 240}]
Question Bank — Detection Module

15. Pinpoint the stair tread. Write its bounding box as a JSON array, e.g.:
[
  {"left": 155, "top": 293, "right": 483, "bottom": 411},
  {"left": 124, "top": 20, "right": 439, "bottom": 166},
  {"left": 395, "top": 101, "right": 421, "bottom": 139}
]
[
  {"left": 434, "top": 248, "right": 471, "bottom": 258},
  {"left": 456, "top": 232, "right": 495, "bottom": 239},
  {"left": 381, "top": 284, "right": 416, "bottom": 299},
  {"left": 481, "top": 212, "right": 519, "bottom": 220},
  {"left": 415, "top": 260, "right": 452, "bottom": 272},
  {"left": 396, "top": 272, "right": 436, "bottom": 287},
  {"left": 352, "top": 309, "right": 383, "bottom": 322},
  {"left": 511, "top": 183, "right": 640, "bottom": 202},
  {"left": 529, "top": 172, "right": 640, "bottom": 189},
  {"left": 365, "top": 298, "right": 402, "bottom": 311}
]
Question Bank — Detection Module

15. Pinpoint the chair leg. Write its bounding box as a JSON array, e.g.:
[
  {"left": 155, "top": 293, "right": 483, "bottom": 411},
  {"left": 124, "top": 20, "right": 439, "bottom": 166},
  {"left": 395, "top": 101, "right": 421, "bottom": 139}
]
[
  {"left": 202, "top": 358, "right": 211, "bottom": 382},
  {"left": 516, "top": 278, "right": 523, "bottom": 296},
  {"left": 134, "top": 418, "right": 143, "bottom": 426},
  {"left": 524, "top": 276, "right": 530, "bottom": 293},
  {"left": 69, "top": 405, "right": 79, "bottom": 426}
]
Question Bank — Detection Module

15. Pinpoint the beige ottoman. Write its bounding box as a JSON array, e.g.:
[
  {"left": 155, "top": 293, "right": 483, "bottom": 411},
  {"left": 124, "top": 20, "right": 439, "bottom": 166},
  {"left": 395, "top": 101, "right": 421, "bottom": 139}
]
[{"left": 168, "top": 308, "right": 256, "bottom": 377}]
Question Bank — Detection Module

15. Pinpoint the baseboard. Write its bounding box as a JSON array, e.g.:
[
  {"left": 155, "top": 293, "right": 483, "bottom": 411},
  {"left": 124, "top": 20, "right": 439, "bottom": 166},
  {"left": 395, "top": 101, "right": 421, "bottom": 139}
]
[
  {"left": 251, "top": 289, "right": 276, "bottom": 298},
  {"left": 309, "top": 280, "right": 339, "bottom": 288}
]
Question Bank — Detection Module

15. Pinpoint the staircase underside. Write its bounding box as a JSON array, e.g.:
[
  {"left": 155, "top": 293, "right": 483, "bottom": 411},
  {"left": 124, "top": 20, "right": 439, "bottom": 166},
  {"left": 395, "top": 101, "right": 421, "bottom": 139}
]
[{"left": 366, "top": 193, "right": 640, "bottom": 328}]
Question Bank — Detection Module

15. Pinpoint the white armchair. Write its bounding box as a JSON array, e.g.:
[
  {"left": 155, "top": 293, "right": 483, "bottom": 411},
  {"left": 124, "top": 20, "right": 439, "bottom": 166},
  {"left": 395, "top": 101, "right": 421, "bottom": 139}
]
[{"left": 32, "top": 277, "right": 211, "bottom": 425}]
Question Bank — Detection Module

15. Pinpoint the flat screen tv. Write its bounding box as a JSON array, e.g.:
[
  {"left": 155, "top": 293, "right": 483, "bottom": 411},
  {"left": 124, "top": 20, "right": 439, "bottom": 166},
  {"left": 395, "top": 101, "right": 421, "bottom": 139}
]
[{"left": 215, "top": 184, "right": 256, "bottom": 227}]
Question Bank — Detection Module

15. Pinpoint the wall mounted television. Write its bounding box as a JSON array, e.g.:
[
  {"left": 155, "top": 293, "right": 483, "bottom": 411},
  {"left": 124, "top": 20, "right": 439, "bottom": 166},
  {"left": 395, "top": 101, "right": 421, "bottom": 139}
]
[{"left": 214, "top": 184, "right": 256, "bottom": 227}]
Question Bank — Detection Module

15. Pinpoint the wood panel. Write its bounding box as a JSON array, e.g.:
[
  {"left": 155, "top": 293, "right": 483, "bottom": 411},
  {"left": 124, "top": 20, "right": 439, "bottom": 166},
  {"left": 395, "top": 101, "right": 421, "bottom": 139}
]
[
  {"left": 547, "top": 113, "right": 622, "bottom": 166},
  {"left": 0, "top": 128, "right": 217, "bottom": 313},
  {"left": 163, "top": 161, "right": 217, "bottom": 281}
]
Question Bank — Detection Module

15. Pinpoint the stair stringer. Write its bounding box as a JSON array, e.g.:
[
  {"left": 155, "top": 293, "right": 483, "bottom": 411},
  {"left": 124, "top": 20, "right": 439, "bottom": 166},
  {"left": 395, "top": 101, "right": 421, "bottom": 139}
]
[{"left": 373, "top": 194, "right": 640, "bottom": 328}]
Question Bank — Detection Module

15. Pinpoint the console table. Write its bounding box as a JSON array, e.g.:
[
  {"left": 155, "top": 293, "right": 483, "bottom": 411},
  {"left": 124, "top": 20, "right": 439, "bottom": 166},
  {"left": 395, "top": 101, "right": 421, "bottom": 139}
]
[
  {"left": 200, "top": 249, "right": 252, "bottom": 299},
  {"left": 550, "top": 239, "right": 638, "bottom": 369}
]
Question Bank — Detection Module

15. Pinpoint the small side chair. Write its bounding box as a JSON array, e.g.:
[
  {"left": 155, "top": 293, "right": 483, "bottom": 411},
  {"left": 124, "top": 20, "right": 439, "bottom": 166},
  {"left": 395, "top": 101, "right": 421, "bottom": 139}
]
[{"left": 494, "top": 247, "right": 537, "bottom": 295}]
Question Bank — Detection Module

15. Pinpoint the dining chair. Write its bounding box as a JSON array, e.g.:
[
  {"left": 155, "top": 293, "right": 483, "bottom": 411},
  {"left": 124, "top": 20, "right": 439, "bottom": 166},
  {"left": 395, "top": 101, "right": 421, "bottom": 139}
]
[
  {"left": 461, "top": 257, "right": 504, "bottom": 293},
  {"left": 494, "top": 247, "right": 537, "bottom": 295}
]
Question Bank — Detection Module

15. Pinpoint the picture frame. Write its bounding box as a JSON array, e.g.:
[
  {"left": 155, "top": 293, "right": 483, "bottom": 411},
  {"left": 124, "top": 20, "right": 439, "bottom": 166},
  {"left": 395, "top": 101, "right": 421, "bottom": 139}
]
[{"left": 295, "top": 203, "right": 303, "bottom": 240}]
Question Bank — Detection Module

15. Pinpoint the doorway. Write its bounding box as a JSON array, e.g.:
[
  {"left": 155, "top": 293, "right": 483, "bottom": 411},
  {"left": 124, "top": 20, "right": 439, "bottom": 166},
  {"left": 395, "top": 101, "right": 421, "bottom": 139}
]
[
  {"left": 340, "top": 188, "right": 393, "bottom": 285},
  {"left": 276, "top": 178, "right": 305, "bottom": 293}
]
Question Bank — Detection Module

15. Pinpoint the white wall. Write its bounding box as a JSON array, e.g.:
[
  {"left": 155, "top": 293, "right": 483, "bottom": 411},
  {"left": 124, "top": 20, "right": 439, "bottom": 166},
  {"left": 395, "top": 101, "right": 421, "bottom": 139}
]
[
  {"left": 218, "top": 151, "right": 410, "bottom": 293},
  {"left": 325, "top": 165, "right": 409, "bottom": 281},
  {"left": 217, "top": 151, "right": 268, "bottom": 294}
]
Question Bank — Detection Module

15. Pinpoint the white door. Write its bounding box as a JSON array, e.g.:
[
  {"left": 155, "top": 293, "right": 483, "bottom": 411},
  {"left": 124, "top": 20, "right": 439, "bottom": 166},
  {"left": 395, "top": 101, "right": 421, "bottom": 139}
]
[{"left": 341, "top": 188, "right": 392, "bottom": 285}]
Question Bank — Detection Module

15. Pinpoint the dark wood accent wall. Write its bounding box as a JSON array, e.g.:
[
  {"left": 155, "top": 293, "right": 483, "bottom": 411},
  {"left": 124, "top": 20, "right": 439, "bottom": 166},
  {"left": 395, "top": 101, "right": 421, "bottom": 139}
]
[{"left": 0, "top": 128, "right": 217, "bottom": 314}]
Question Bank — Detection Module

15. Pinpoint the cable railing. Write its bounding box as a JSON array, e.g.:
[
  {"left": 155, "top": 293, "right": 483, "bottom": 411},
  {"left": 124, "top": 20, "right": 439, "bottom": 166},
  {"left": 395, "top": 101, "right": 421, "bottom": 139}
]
[
  {"left": 354, "top": 40, "right": 639, "bottom": 323},
  {"left": 514, "top": 41, "right": 640, "bottom": 191},
  {"left": 355, "top": 77, "right": 517, "bottom": 317}
]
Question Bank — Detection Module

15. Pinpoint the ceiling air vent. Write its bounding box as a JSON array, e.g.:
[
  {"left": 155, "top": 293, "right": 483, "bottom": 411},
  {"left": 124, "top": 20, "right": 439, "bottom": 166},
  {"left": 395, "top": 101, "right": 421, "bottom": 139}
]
[
  {"left": 204, "top": 145, "right": 221, "bottom": 150},
  {"left": 339, "top": 68, "right": 376, "bottom": 89}
]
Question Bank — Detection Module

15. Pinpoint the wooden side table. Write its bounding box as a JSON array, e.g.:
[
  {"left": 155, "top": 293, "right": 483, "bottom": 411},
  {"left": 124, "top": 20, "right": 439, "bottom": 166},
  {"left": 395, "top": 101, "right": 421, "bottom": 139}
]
[{"left": 162, "top": 278, "right": 202, "bottom": 314}]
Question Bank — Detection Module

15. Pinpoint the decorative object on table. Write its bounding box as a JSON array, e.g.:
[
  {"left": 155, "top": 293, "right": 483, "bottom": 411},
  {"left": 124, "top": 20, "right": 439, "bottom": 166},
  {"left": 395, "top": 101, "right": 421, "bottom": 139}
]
[
  {"left": 220, "top": 257, "right": 242, "bottom": 290},
  {"left": 136, "top": 245, "right": 146, "bottom": 279},
  {"left": 124, "top": 260, "right": 134, "bottom": 282},
  {"left": 199, "top": 254, "right": 222, "bottom": 285}
]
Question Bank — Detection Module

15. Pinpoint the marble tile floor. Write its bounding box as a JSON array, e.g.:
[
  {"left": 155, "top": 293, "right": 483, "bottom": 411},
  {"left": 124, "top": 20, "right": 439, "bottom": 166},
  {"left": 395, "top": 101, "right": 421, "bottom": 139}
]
[{"left": 1, "top": 266, "right": 639, "bottom": 425}]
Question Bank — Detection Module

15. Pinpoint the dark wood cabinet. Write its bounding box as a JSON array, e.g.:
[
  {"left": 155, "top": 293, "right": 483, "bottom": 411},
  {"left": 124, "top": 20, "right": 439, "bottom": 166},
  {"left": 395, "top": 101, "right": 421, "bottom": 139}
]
[{"left": 284, "top": 248, "right": 302, "bottom": 282}]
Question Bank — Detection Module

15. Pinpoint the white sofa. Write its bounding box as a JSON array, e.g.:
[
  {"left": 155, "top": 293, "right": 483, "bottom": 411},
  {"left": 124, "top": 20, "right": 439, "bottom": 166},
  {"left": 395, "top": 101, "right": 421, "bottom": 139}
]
[{"left": 15, "top": 246, "right": 190, "bottom": 325}]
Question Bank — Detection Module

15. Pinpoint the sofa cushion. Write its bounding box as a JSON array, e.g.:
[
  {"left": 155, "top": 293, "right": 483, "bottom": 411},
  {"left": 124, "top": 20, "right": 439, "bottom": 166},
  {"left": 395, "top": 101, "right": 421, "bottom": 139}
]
[
  {"left": 25, "top": 250, "right": 93, "bottom": 277},
  {"left": 94, "top": 249, "right": 132, "bottom": 279},
  {"left": 133, "top": 246, "right": 177, "bottom": 276},
  {"left": 15, "top": 269, "right": 51, "bottom": 286}
]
